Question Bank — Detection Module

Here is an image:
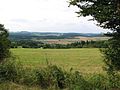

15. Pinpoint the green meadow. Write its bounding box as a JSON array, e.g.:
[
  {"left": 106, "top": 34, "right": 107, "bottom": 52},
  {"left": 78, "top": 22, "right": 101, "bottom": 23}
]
[{"left": 11, "top": 48, "right": 104, "bottom": 74}]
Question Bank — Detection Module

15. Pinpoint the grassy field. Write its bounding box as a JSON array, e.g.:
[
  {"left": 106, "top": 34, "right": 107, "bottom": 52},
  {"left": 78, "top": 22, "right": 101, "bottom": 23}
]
[{"left": 11, "top": 48, "right": 104, "bottom": 74}]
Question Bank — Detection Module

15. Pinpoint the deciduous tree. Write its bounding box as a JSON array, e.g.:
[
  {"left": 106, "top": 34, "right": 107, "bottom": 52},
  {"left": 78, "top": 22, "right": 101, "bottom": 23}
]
[
  {"left": 0, "top": 24, "right": 10, "bottom": 62},
  {"left": 69, "top": 0, "right": 120, "bottom": 71}
]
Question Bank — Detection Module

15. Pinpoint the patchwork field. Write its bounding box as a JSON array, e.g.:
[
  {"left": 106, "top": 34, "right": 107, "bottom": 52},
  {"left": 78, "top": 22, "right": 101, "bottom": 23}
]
[
  {"left": 11, "top": 48, "right": 104, "bottom": 74},
  {"left": 33, "top": 36, "right": 110, "bottom": 44}
]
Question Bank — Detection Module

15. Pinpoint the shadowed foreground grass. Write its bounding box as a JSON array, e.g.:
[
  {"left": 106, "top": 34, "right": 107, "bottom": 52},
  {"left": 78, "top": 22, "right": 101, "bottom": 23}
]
[
  {"left": 0, "top": 59, "right": 120, "bottom": 90},
  {"left": 0, "top": 82, "right": 40, "bottom": 90},
  {"left": 11, "top": 48, "right": 104, "bottom": 74}
]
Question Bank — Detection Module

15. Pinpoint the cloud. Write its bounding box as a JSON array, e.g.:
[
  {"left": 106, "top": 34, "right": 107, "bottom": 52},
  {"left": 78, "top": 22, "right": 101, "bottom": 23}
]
[
  {"left": 11, "top": 19, "right": 32, "bottom": 23},
  {"left": 0, "top": 0, "right": 109, "bottom": 33}
]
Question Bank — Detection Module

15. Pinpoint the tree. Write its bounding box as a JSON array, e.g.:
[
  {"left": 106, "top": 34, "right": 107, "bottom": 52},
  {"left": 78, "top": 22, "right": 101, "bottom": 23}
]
[
  {"left": 0, "top": 24, "right": 10, "bottom": 62},
  {"left": 69, "top": 0, "right": 120, "bottom": 71}
]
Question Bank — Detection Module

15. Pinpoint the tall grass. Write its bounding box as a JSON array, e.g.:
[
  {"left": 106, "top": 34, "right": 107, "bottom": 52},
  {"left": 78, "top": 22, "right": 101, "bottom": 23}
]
[
  {"left": 0, "top": 58, "right": 120, "bottom": 90},
  {"left": 0, "top": 57, "right": 23, "bottom": 83}
]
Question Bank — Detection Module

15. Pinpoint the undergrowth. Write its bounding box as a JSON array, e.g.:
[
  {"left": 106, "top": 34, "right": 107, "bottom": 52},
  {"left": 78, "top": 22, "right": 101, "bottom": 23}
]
[{"left": 0, "top": 58, "right": 120, "bottom": 90}]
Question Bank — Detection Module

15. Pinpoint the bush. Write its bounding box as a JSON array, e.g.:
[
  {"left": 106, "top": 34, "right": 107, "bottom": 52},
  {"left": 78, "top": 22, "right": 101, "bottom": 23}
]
[
  {"left": 19, "top": 69, "right": 37, "bottom": 86},
  {"left": 66, "top": 71, "right": 91, "bottom": 90},
  {"left": 88, "top": 74, "right": 109, "bottom": 90},
  {"left": 107, "top": 73, "right": 120, "bottom": 89},
  {"left": 0, "top": 57, "right": 23, "bottom": 83},
  {"left": 35, "top": 65, "right": 66, "bottom": 89},
  {"left": 0, "top": 59, "right": 120, "bottom": 90}
]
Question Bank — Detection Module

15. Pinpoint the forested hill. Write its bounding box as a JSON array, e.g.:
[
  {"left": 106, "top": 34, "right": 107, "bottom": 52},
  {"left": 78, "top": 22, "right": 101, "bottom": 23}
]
[{"left": 9, "top": 31, "right": 104, "bottom": 41}]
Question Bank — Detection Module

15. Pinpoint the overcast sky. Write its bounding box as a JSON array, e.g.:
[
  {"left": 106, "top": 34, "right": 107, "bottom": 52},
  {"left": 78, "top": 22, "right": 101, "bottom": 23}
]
[{"left": 0, "top": 0, "right": 109, "bottom": 33}]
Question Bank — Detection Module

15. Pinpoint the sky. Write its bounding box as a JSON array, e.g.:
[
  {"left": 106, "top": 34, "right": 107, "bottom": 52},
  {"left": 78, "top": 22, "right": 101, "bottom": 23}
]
[{"left": 0, "top": 0, "right": 109, "bottom": 33}]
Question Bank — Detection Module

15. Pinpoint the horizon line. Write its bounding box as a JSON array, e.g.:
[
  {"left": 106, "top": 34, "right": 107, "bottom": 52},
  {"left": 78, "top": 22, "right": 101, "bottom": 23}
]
[{"left": 9, "top": 31, "right": 106, "bottom": 34}]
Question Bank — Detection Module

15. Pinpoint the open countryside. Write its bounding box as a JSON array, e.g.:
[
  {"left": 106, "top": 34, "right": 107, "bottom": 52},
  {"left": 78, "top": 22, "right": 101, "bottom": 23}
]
[
  {"left": 0, "top": 0, "right": 120, "bottom": 89},
  {"left": 11, "top": 48, "right": 104, "bottom": 74}
]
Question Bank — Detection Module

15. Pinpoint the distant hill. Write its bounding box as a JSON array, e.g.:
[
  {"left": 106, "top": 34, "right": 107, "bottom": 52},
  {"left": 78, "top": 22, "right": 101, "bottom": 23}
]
[{"left": 9, "top": 31, "right": 105, "bottom": 41}]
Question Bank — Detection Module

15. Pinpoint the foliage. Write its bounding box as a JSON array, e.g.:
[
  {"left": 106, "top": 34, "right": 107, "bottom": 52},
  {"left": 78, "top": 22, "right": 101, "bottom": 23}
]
[
  {"left": 69, "top": 0, "right": 120, "bottom": 71},
  {"left": 88, "top": 74, "right": 109, "bottom": 90},
  {"left": 11, "top": 40, "right": 44, "bottom": 48},
  {"left": 19, "top": 69, "right": 37, "bottom": 86},
  {"left": 11, "top": 40, "right": 108, "bottom": 49},
  {"left": 0, "top": 61, "right": 120, "bottom": 90},
  {"left": 0, "top": 53, "right": 119, "bottom": 89},
  {"left": 0, "top": 24, "right": 10, "bottom": 62},
  {"left": 0, "top": 57, "right": 23, "bottom": 83},
  {"left": 69, "top": 0, "right": 120, "bottom": 31},
  {"left": 35, "top": 65, "right": 67, "bottom": 89},
  {"left": 101, "top": 38, "right": 120, "bottom": 71},
  {"left": 65, "top": 71, "right": 91, "bottom": 90}
]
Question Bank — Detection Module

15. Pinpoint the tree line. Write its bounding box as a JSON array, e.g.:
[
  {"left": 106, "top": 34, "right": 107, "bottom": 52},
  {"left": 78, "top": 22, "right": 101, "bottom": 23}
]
[{"left": 11, "top": 40, "right": 108, "bottom": 49}]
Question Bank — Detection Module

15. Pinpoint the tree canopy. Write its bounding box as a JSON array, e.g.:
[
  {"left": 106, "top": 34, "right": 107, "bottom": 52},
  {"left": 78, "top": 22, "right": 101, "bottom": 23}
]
[
  {"left": 69, "top": 0, "right": 120, "bottom": 71},
  {"left": 0, "top": 24, "right": 10, "bottom": 62},
  {"left": 69, "top": 0, "right": 120, "bottom": 32}
]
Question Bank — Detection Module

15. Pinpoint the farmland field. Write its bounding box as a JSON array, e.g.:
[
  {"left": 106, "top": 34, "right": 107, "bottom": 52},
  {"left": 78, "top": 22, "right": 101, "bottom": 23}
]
[
  {"left": 11, "top": 48, "right": 104, "bottom": 74},
  {"left": 33, "top": 36, "right": 110, "bottom": 44}
]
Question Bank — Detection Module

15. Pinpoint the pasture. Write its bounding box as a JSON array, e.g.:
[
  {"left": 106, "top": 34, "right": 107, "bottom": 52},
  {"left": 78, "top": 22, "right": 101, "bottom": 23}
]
[{"left": 11, "top": 48, "right": 104, "bottom": 74}]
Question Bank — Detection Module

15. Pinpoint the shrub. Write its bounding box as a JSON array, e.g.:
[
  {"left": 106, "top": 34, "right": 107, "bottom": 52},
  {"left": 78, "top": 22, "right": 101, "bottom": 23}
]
[
  {"left": 66, "top": 71, "right": 91, "bottom": 90},
  {"left": 0, "top": 57, "right": 23, "bottom": 83},
  {"left": 0, "top": 59, "right": 120, "bottom": 90},
  {"left": 35, "top": 65, "right": 66, "bottom": 89},
  {"left": 107, "top": 73, "right": 120, "bottom": 89},
  {"left": 88, "top": 74, "right": 109, "bottom": 90},
  {"left": 19, "top": 69, "right": 37, "bottom": 86}
]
